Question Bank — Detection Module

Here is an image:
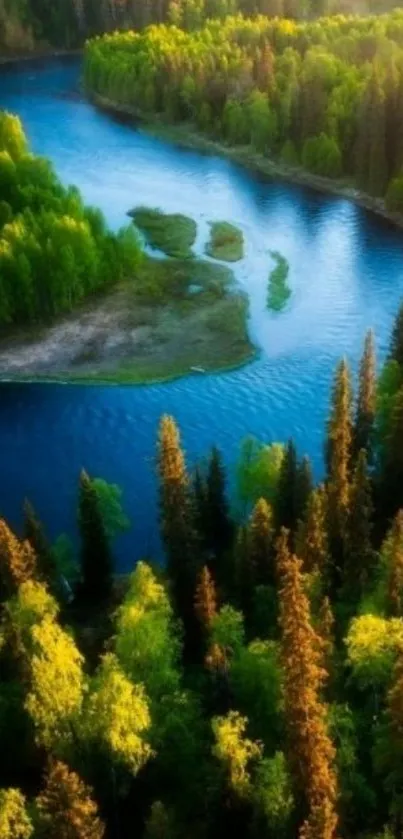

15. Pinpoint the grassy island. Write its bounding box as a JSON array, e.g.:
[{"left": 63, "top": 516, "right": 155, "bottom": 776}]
[
  {"left": 205, "top": 221, "right": 244, "bottom": 262},
  {"left": 129, "top": 207, "right": 197, "bottom": 259},
  {"left": 267, "top": 251, "right": 291, "bottom": 312}
]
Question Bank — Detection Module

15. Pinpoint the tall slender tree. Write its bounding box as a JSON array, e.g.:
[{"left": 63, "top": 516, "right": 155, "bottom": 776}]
[
  {"left": 78, "top": 470, "right": 112, "bottom": 605},
  {"left": 0, "top": 520, "right": 36, "bottom": 599},
  {"left": 354, "top": 330, "right": 376, "bottom": 459},
  {"left": 276, "top": 529, "right": 338, "bottom": 839},
  {"left": 296, "top": 456, "right": 314, "bottom": 522},
  {"left": 385, "top": 510, "right": 403, "bottom": 617},
  {"left": 24, "top": 500, "right": 58, "bottom": 594},
  {"left": 204, "top": 446, "right": 233, "bottom": 558},
  {"left": 276, "top": 439, "right": 298, "bottom": 534},
  {"left": 248, "top": 497, "right": 274, "bottom": 586},
  {"left": 326, "top": 359, "right": 353, "bottom": 583},
  {"left": 195, "top": 565, "right": 218, "bottom": 635},
  {"left": 382, "top": 386, "right": 403, "bottom": 518},
  {"left": 296, "top": 485, "right": 329, "bottom": 575},
  {"left": 345, "top": 449, "right": 374, "bottom": 598},
  {"left": 389, "top": 301, "right": 403, "bottom": 369}
]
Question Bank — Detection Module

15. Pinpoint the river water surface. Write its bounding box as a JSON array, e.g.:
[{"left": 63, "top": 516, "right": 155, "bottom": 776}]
[{"left": 1, "top": 56, "right": 403, "bottom": 567}]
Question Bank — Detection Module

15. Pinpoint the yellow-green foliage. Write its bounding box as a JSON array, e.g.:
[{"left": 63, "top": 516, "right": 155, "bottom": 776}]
[
  {"left": 82, "top": 653, "right": 152, "bottom": 774},
  {"left": 205, "top": 221, "right": 244, "bottom": 263},
  {"left": 346, "top": 614, "right": 403, "bottom": 688},
  {"left": 4, "top": 580, "right": 58, "bottom": 655},
  {"left": 0, "top": 788, "right": 33, "bottom": 839},
  {"left": 212, "top": 710, "right": 262, "bottom": 797},
  {"left": 211, "top": 605, "right": 245, "bottom": 658}
]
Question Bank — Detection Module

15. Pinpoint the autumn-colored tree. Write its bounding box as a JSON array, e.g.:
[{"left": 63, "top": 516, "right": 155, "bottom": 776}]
[
  {"left": 382, "top": 386, "right": 403, "bottom": 518},
  {"left": 345, "top": 449, "right": 375, "bottom": 598},
  {"left": 326, "top": 359, "right": 353, "bottom": 583},
  {"left": 354, "top": 330, "right": 376, "bottom": 459},
  {"left": 158, "top": 415, "right": 198, "bottom": 637},
  {"left": 35, "top": 761, "right": 105, "bottom": 839},
  {"left": 296, "top": 485, "right": 329, "bottom": 575},
  {"left": 23, "top": 500, "right": 58, "bottom": 594},
  {"left": 276, "top": 528, "right": 338, "bottom": 839},
  {"left": 385, "top": 511, "right": 403, "bottom": 617},
  {"left": 0, "top": 520, "right": 36, "bottom": 599},
  {"left": 0, "top": 788, "right": 33, "bottom": 839},
  {"left": 195, "top": 565, "right": 217, "bottom": 634},
  {"left": 78, "top": 470, "right": 112, "bottom": 605},
  {"left": 318, "top": 596, "right": 335, "bottom": 674}
]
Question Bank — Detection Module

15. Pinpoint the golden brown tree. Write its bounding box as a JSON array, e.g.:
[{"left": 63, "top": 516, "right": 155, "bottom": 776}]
[
  {"left": 345, "top": 449, "right": 374, "bottom": 597},
  {"left": 326, "top": 358, "right": 353, "bottom": 584},
  {"left": 0, "top": 519, "right": 36, "bottom": 599},
  {"left": 386, "top": 510, "right": 403, "bottom": 617},
  {"left": 276, "top": 529, "right": 338, "bottom": 839},
  {"left": 354, "top": 330, "right": 376, "bottom": 458},
  {"left": 195, "top": 565, "right": 217, "bottom": 633},
  {"left": 318, "top": 596, "right": 335, "bottom": 673},
  {"left": 296, "top": 485, "right": 329, "bottom": 574},
  {"left": 35, "top": 760, "right": 105, "bottom": 839}
]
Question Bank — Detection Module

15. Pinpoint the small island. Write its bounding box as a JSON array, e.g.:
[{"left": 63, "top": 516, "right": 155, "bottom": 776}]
[
  {"left": 267, "top": 251, "right": 291, "bottom": 312},
  {"left": 129, "top": 207, "right": 197, "bottom": 259},
  {"left": 205, "top": 221, "right": 244, "bottom": 262}
]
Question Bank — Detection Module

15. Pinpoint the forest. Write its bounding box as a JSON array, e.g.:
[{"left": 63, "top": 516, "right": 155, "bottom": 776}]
[
  {"left": 0, "top": 304, "right": 402, "bottom": 838},
  {"left": 0, "top": 111, "right": 142, "bottom": 325},
  {"left": 84, "top": 8, "right": 403, "bottom": 206}
]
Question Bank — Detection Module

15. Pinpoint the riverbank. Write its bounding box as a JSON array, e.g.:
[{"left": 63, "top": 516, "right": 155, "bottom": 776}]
[
  {"left": 93, "top": 94, "right": 403, "bottom": 233},
  {"left": 0, "top": 48, "right": 81, "bottom": 66},
  {"left": 0, "top": 260, "right": 255, "bottom": 386}
]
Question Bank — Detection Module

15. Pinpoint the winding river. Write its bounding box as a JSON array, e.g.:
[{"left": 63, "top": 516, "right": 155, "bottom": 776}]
[{"left": 1, "top": 56, "right": 403, "bottom": 568}]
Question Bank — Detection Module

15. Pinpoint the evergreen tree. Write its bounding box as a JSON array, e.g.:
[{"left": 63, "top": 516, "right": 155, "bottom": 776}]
[
  {"left": 204, "top": 446, "right": 233, "bottom": 558},
  {"left": 35, "top": 761, "right": 105, "bottom": 839},
  {"left": 193, "top": 465, "right": 207, "bottom": 546},
  {"left": 276, "top": 439, "right": 298, "bottom": 534},
  {"left": 195, "top": 565, "right": 218, "bottom": 634},
  {"left": 23, "top": 500, "right": 58, "bottom": 594},
  {"left": 382, "top": 386, "right": 403, "bottom": 518},
  {"left": 0, "top": 520, "right": 36, "bottom": 599},
  {"left": 326, "top": 359, "right": 353, "bottom": 584},
  {"left": 318, "top": 596, "right": 335, "bottom": 675},
  {"left": 234, "top": 524, "right": 255, "bottom": 618},
  {"left": 389, "top": 301, "right": 403, "bottom": 370},
  {"left": 248, "top": 497, "right": 274, "bottom": 586},
  {"left": 354, "top": 330, "right": 376, "bottom": 459},
  {"left": 158, "top": 415, "right": 198, "bottom": 638},
  {"left": 78, "top": 470, "right": 112, "bottom": 605},
  {"left": 345, "top": 449, "right": 375, "bottom": 598},
  {"left": 296, "top": 485, "right": 329, "bottom": 574},
  {"left": 276, "top": 529, "right": 338, "bottom": 839},
  {"left": 296, "top": 456, "right": 314, "bottom": 522},
  {"left": 385, "top": 510, "right": 403, "bottom": 617}
]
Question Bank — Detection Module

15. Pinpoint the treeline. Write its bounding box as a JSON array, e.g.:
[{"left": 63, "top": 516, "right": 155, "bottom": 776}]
[
  {"left": 1, "top": 0, "right": 402, "bottom": 54},
  {"left": 0, "top": 111, "right": 141, "bottom": 325},
  {"left": 85, "top": 9, "right": 403, "bottom": 205},
  {"left": 2, "top": 307, "right": 403, "bottom": 837}
]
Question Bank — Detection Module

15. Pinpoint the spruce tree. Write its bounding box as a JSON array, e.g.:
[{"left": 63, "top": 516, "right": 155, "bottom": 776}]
[
  {"left": 296, "top": 485, "right": 329, "bottom": 574},
  {"left": 78, "top": 470, "right": 112, "bottom": 605},
  {"left": 276, "top": 529, "right": 338, "bottom": 839},
  {"left": 354, "top": 330, "right": 376, "bottom": 459},
  {"left": 204, "top": 446, "right": 233, "bottom": 558},
  {"left": 345, "top": 449, "right": 375, "bottom": 598},
  {"left": 193, "top": 465, "right": 207, "bottom": 546},
  {"left": 195, "top": 565, "right": 217, "bottom": 635},
  {"left": 389, "top": 302, "right": 403, "bottom": 369},
  {"left": 158, "top": 415, "right": 198, "bottom": 638},
  {"left": 248, "top": 497, "right": 274, "bottom": 586},
  {"left": 385, "top": 510, "right": 403, "bottom": 617},
  {"left": 23, "top": 500, "right": 58, "bottom": 594},
  {"left": 0, "top": 520, "right": 36, "bottom": 599},
  {"left": 326, "top": 359, "right": 353, "bottom": 584},
  {"left": 296, "top": 455, "right": 314, "bottom": 522},
  {"left": 276, "top": 439, "right": 298, "bottom": 534},
  {"left": 35, "top": 761, "right": 104, "bottom": 839},
  {"left": 382, "top": 386, "right": 403, "bottom": 517}
]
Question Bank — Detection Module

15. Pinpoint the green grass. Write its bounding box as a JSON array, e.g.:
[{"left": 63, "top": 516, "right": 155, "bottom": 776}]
[
  {"left": 267, "top": 250, "right": 291, "bottom": 312},
  {"left": 205, "top": 221, "right": 244, "bottom": 262},
  {"left": 132, "top": 255, "right": 233, "bottom": 304},
  {"left": 129, "top": 207, "right": 197, "bottom": 259}
]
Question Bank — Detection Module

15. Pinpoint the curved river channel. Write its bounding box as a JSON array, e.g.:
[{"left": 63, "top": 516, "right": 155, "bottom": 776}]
[{"left": 1, "top": 56, "right": 403, "bottom": 567}]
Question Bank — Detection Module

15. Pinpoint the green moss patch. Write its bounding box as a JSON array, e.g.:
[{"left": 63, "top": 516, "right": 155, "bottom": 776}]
[
  {"left": 205, "top": 221, "right": 244, "bottom": 262},
  {"left": 129, "top": 207, "right": 197, "bottom": 259},
  {"left": 267, "top": 251, "right": 291, "bottom": 312}
]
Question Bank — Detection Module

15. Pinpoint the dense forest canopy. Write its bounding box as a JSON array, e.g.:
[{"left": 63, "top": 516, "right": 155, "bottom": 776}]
[
  {"left": 1, "top": 308, "right": 403, "bottom": 837},
  {"left": 0, "top": 111, "right": 142, "bottom": 325},
  {"left": 84, "top": 9, "right": 403, "bottom": 203}
]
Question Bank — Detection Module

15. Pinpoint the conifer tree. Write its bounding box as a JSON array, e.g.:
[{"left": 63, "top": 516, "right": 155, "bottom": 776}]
[
  {"left": 204, "top": 445, "right": 233, "bottom": 557},
  {"left": 35, "top": 761, "right": 105, "bottom": 839},
  {"left": 23, "top": 500, "right": 58, "bottom": 594},
  {"left": 78, "top": 470, "right": 112, "bottom": 605},
  {"left": 382, "top": 386, "right": 403, "bottom": 517},
  {"left": 326, "top": 359, "right": 353, "bottom": 582},
  {"left": 389, "top": 301, "right": 403, "bottom": 369},
  {"left": 234, "top": 524, "right": 254, "bottom": 618},
  {"left": 318, "top": 596, "right": 335, "bottom": 675},
  {"left": 193, "top": 465, "right": 207, "bottom": 545},
  {"left": 276, "top": 529, "right": 338, "bottom": 839},
  {"left": 0, "top": 520, "right": 36, "bottom": 599},
  {"left": 296, "top": 485, "right": 329, "bottom": 575},
  {"left": 249, "top": 497, "right": 274, "bottom": 586},
  {"left": 354, "top": 330, "right": 376, "bottom": 459},
  {"left": 158, "top": 415, "right": 198, "bottom": 637},
  {"left": 385, "top": 510, "right": 403, "bottom": 617},
  {"left": 296, "top": 456, "right": 314, "bottom": 522},
  {"left": 195, "top": 565, "right": 217, "bottom": 634},
  {"left": 276, "top": 439, "right": 298, "bottom": 534},
  {"left": 345, "top": 449, "right": 374, "bottom": 597}
]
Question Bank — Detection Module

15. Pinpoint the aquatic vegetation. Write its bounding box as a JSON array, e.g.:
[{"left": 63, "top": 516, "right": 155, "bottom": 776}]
[
  {"left": 205, "top": 221, "right": 244, "bottom": 262},
  {"left": 267, "top": 251, "right": 291, "bottom": 312},
  {"left": 129, "top": 207, "right": 197, "bottom": 259}
]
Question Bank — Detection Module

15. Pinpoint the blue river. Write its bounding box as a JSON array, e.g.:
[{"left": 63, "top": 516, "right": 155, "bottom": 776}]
[{"left": 1, "top": 56, "right": 403, "bottom": 569}]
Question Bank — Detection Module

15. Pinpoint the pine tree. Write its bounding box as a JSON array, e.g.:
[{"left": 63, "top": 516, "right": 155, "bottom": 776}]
[
  {"left": 296, "top": 485, "right": 329, "bottom": 575},
  {"left": 276, "top": 529, "right": 338, "bottom": 839},
  {"left": 0, "top": 519, "right": 36, "bottom": 599},
  {"left": 389, "top": 301, "right": 403, "bottom": 370},
  {"left": 35, "top": 761, "right": 104, "bottom": 839},
  {"left": 382, "top": 386, "right": 403, "bottom": 517},
  {"left": 326, "top": 359, "right": 353, "bottom": 583},
  {"left": 204, "top": 446, "right": 233, "bottom": 558},
  {"left": 386, "top": 510, "right": 403, "bottom": 617},
  {"left": 276, "top": 439, "right": 298, "bottom": 534},
  {"left": 345, "top": 449, "right": 374, "bottom": 597},
  {"left": 354, "top": 330, "right": 376, "bottom": 459},
  {"left": 78, "top": 470, "right": 112, "bottom": 605},
  {"left": 23, "top": 500, "right": 58, "bottom": 594},
  {"left": 234, "top": 524, "right": 254, "bottom": 618},
  {"left": 249, "top": 497, "right": 274, "bottom": 586},
  {"left": 158, "top": 415, "right": 198, "bottom": 636},
  {"left": 195, "top": 565, "right": 217, "bottom": 634},
  {"left": 296, "top": 456, "right": 314, "bottom": 522}
]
